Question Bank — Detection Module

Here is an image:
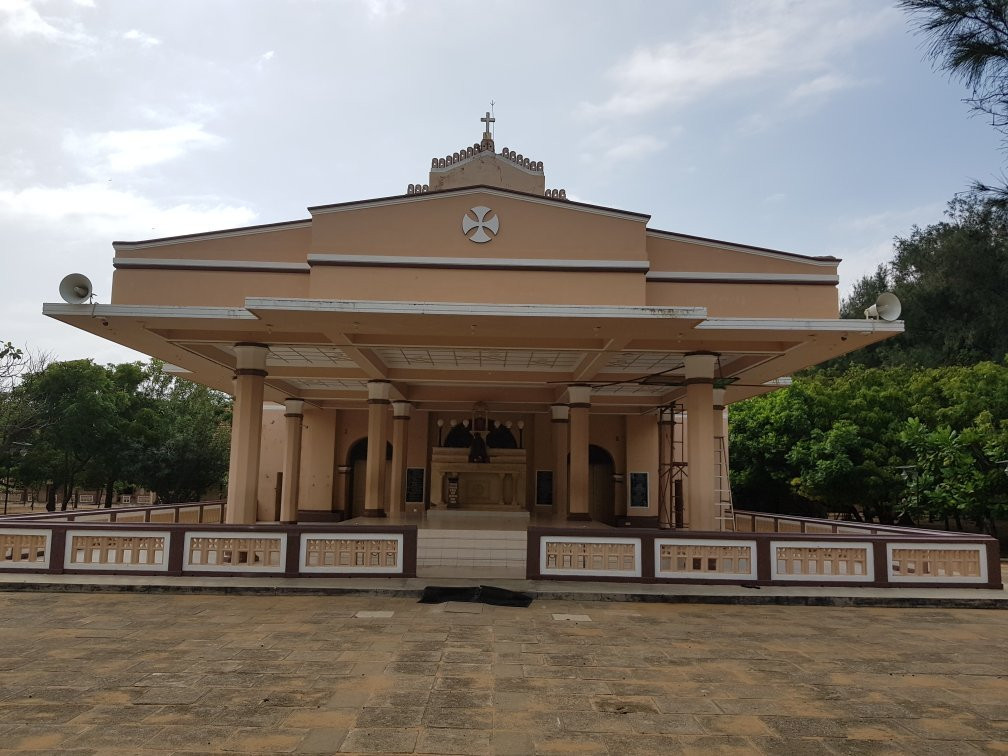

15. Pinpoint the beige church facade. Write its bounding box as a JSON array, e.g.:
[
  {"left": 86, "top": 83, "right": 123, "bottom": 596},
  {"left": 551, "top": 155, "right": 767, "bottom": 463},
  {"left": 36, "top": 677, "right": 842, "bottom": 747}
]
[{"left": 44, "top": 117, "right": 903, "bottom": 534}]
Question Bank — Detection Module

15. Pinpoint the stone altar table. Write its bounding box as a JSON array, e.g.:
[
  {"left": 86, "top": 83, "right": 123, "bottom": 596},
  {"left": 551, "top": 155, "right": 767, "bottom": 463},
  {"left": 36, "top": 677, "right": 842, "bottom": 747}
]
[{"left": 429, "top": 448, "right": 527, "bottom": 511}]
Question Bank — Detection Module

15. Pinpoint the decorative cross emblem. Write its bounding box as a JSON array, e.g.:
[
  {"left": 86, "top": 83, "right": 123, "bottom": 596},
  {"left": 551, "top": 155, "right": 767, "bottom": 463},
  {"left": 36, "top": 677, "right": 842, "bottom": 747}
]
[
  {"left": 461, "top": 206, "right": 500, "bottom": 243},
  {"left": 481, "top": 110, "right": 495, "bottom": 135}
]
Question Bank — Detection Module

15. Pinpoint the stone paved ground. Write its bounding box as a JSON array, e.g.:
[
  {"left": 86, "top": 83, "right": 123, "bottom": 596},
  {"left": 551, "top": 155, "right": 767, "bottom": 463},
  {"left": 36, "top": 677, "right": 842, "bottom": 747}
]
[{"left": 0, "top": 592, "right": 1006, "bottom": 754}]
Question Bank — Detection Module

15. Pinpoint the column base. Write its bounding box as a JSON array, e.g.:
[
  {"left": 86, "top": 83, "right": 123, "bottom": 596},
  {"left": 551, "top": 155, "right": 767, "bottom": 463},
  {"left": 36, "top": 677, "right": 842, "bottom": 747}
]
[
  {"left": 363, "top": 508, "right": 387, "bottom": 518},
  {"left": 566, "top": 512, "right": 592, "bottom": 521}
]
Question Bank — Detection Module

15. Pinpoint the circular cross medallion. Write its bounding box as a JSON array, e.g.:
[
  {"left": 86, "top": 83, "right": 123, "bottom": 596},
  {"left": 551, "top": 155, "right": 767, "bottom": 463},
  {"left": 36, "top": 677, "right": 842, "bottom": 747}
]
[{"left": 461, "top": 206, "right": 500, "bottom": 243}]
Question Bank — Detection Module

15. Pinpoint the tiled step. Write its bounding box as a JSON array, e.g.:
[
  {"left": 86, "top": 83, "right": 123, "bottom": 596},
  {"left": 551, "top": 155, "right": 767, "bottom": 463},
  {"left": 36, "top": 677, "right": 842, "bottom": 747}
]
[{"left": 416, "top": 528, "right": 526, "bottom": 578}]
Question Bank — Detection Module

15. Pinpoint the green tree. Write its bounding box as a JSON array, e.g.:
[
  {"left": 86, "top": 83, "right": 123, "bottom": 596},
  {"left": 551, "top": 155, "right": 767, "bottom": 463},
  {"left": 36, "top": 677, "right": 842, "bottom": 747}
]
[
  {"left": 20, "top": 360, "right": 123, "bottom": 510},
  {"left": 130, "top": 361, "right": 231, "bottom": 504},
  {"left": 81, "top": 362, "right": 147, "bottom": 507},
  {"left": 0, "top": 342, "right": 48, "bottom": 511},
  {"left": 838, "top": 197, "right": 1008, "bottom": 368},
  {"left": 901, "top": 0, "right": 1008, "bottom": 202},
  {"left": 729, "top": 362, "right": 1008, "bottom": 528}
]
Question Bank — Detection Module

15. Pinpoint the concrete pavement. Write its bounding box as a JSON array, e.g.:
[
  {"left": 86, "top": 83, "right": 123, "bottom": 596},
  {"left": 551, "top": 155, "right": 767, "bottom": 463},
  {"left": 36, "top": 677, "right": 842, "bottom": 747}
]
[{"left": 0, "top": 591, "right": 1006, "bottom": 754}]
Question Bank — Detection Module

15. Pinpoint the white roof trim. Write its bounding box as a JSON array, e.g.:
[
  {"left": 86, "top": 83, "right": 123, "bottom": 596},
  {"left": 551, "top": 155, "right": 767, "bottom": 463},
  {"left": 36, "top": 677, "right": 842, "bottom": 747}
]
[
  {"left": 114, "top": 258, "right": 310, "bottom": 273},
  {"left": 112, "top": 221, "right": 311, "bottom": 251},
  {"left": 245, "top": 298, "right": 707, "bottom": 320},
  {"left": 42, "top": 303, "right": 259, "bottom": 320},
  {"left": 646, "top": 229, "right": 838, "bottom": 267},
  {"left": 696, "top": 318, "right": 904, "bottom": 333},
  {"left": 308, "top": 254, "right": 649, "bottom": 272},
  {"left": 309, "top": 187, "right": 650, "bottom": 222},
  {"left": 646, "top": 271, "right": 838, "bottom": 284}
]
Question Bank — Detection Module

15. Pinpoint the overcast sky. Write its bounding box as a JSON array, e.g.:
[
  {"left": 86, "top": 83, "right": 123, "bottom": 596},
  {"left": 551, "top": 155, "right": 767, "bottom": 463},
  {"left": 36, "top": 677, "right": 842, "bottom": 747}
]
[{"left": 1, "top": 0, "right": 1000, "bottom": 364}]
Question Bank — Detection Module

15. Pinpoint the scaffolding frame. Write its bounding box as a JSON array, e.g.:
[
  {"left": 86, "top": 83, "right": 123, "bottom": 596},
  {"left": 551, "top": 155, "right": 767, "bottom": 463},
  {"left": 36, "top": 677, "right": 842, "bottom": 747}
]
[{"left": 657, "top": 402, "right": 686, "bottom": 529}]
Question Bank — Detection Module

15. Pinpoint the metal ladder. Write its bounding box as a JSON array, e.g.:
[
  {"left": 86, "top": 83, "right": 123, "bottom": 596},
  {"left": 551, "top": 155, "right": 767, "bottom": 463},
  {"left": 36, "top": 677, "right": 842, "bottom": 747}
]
[{"left": 714, "top": 436, "right": 735, "bottom": 532}]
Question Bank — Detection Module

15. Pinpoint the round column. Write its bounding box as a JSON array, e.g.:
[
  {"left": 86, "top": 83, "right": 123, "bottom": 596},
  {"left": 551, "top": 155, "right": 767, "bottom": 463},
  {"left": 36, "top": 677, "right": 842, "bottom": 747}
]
[
  {"left": 225, "top": 343, "right": 268, "bottom": 525},
  {"left": 364, "top": 380, "right": 391, "bottom": 517},
  {"left": 388, "top": 400, "right": 411, "bottom": 516},
  {"left": 567, "top": 386, "right": 592, "bottom": 521},
  {"left": 279, "top": 398, "right": 305, "bottom": 524},
  {"left": 684, "top": 352, "right": 718, "bottom": 532},
  {"left": 550, "top": 404, "right": 569, "bottom": 518}
]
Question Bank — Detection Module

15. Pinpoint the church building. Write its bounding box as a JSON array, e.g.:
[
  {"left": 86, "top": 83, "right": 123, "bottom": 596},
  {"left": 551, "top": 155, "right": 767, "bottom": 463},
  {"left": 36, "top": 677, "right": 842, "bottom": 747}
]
[{"left": 44, "top": 114, "right": 903, "bottom": 540}]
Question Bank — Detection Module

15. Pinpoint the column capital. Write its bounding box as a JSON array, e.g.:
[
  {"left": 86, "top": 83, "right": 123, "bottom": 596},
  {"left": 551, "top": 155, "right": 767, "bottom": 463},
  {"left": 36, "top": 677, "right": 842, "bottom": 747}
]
[
  {"left": 712, "top": 388, "right": 726, "bottom": 411},
  {"left": 551, "top": 404, "right": 570, "bottom": 422},
  {"left": 284, "top": 398, "right": 305, "bottom": 417},
  {"left": 391, "top": 400, "right": 412, "bottom": 419},
  {"left": 567, "top": 384, "right": 592, "bottom": 408},
  {"left": 683, "top": 352, "right": 718, "bottom": 382},
  {"left": 367, "top": 380, "right": 391, "bottom": 402},
  {"left": 233, "top": 343, "right": 268, "bottom": 372}
]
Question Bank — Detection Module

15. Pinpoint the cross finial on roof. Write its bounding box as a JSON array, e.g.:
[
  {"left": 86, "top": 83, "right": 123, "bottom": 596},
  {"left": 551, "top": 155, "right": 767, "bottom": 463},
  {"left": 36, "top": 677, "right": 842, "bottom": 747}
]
[{"left": 481, "top": 109, "right": 495, "bottom": 139}]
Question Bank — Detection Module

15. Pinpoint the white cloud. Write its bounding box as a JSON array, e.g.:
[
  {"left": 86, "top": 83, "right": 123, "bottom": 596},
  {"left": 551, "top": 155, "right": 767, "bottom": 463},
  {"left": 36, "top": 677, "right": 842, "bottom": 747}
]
[
  {"left": 363, "top": 0, "right": 404, "bottom": 19},
  {"left": 256, "top": 49, "right": 275, "bottom": 70},
  {"left": 582, "top": 1, "right": 897, "bottom": 119},
  {"left": 601, "top": 134, "right": 667, "bottom": 162},
  {"left": 63, "top": 123, "right": 223, "bottom": 175},
  {"left": 833, "top": 202, "right": 945, "bottom": 234},
  {"left": 578, "top": 126, "right": 672, "bottom": 166},
  {"left": 0, "top": 182, "right": 257, "bottom": 238},
  {"left": 122, "top": 28, "right": 161, "bottom": 47},
  {"left": 786, "top": 73, "right": 858, "bottom": 104},
  {"left": 0, "top": 0, "right": 93, "bottom": 44}
]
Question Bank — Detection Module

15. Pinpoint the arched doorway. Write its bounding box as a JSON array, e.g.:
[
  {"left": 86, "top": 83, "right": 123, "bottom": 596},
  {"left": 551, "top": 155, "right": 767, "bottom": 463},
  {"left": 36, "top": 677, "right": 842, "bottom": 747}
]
[{"left": 346, "top": 438, "right": 393, "bottom": 518}]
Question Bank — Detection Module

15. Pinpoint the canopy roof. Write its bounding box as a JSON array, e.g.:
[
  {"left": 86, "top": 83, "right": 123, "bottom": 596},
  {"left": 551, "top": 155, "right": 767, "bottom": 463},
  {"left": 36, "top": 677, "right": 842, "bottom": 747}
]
[{"left": 44, "top": 118, "right": 902, "bottom": 412}]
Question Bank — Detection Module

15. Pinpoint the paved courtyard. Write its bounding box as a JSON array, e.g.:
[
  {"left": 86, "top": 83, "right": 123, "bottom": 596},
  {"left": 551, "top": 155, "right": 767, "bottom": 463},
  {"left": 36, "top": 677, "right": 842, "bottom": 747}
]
[{"left": 0, "top": 591, "right": 1005, "bottom": 754}]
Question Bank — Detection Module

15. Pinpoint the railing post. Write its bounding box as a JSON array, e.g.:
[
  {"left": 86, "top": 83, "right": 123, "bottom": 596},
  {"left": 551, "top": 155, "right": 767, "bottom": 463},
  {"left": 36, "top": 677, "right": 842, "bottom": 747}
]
[
  {"left": 48, "top": 527, "right": 66, "bottom": 574},
  {"left": 526, "top": 529, "right": 540, "bottom": 580},
  {"left": 403, "top": 527, "right": 418, "bottom": 578},
  {"left": 168, "top": 528, "right": 185, "bottom": 576},
  {"left": 984, "top": 538, "right": 1002, "bottom": 588},
  {"left": 284, "top": 528, "right": 300, "bottom": 577},
  {"left": 872, "top": 541, "right": 890, "bottom": 587},
  {"left": 755, "top": 536, "right": 772, "bottom": 584},
  {"left": 641, "top": 533, "right": 656, "bottom": 581}
]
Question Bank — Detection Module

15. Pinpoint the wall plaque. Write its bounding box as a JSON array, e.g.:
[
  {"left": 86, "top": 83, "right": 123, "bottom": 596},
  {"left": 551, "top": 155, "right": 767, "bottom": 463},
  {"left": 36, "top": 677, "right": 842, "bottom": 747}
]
[
  {"left": 405, "top": 468, "right": 425, "bottom": 504},
  {"left": 629, "top": 472, "right": 649, "bottom": 509}
]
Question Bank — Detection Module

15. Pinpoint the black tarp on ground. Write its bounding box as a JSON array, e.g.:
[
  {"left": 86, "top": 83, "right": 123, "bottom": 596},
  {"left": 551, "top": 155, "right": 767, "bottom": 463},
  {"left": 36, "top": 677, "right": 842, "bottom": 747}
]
[{"left": 418, "top": 585, "right": 533, "bottom": 608}]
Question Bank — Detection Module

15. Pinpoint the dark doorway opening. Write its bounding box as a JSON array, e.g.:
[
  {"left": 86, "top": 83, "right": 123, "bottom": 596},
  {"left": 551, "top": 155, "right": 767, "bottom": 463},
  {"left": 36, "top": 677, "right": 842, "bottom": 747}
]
[{"left": 346, "top": 438, "right": 393, "bottom": 518}]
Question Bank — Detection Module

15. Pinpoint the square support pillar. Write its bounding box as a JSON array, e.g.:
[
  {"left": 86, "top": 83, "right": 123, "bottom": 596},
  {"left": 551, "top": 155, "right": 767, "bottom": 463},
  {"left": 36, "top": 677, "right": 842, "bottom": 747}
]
[
  {"left": 551, "top": 404, "right": 569, "bottom": 518},
  {"left": 279, "top": 398, "right": 304, "bottom": 524},
  {"left": 567, "top": 385, "right": 591, "bottom": 521},
  {"left": 388, "top": 401, "right": 411, "bottom": 516},
  {"left": 364, "top": 380, "right": 390, "bottom": 517},
  {"left": 684, "top": 352, "right": 717, "bottom": 532},
  {"left": 225, "top": 344, "right": 268, "bottom": 525}
]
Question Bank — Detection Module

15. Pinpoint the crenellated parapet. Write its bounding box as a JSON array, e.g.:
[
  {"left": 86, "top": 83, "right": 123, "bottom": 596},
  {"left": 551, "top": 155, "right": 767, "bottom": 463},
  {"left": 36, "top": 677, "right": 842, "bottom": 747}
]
[
  {"left": 544, "top": 188, "right": 567, "bottom": 200},
  {"left": 499, "top": 148, "right": 543, "bottom": 173},
  {"left": 431, "top": 143, "right": 492, "bottom": 171},
  {"left": 420, "top": 112, "right": 549, "bottom": 195}
]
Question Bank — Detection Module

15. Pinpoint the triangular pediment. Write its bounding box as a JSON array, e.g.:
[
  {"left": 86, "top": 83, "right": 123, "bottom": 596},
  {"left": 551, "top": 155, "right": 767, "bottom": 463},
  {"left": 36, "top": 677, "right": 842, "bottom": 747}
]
[{"left": 307, "top": 185, "right": 651, "bottom": 263}]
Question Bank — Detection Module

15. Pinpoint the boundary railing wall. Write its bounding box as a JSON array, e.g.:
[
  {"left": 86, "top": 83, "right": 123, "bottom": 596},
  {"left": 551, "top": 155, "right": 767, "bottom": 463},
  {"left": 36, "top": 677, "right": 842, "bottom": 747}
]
[
  {"left": 527, "top": 524, "right": 1002, "bottom": 589},
  {"left": 0, "top": 500, "right": 225, "bottom": 525},
  {"left": 0, "top": 521, "right": 416, "bottom": 578}
]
